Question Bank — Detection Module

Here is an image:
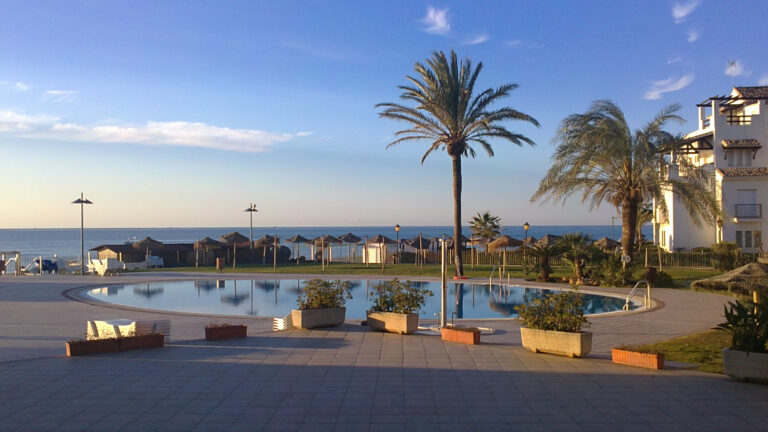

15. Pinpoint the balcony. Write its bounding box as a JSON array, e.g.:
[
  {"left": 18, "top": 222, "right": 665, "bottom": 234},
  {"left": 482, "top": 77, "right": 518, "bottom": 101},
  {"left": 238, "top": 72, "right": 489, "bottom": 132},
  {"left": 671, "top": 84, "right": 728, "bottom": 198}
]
[
  {"left": 734, "top": 204, "right": 762, "bottom": 219},
  {"left": 726, "top": 113, "right": 752, "bottom": 126}
]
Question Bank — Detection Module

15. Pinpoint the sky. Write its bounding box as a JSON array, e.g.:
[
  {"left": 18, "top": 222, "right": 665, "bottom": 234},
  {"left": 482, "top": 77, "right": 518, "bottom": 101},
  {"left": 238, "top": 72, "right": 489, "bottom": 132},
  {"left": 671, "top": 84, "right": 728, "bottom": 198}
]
[{"left": 2, "top": 1, "right": 767, "bottom": 229}]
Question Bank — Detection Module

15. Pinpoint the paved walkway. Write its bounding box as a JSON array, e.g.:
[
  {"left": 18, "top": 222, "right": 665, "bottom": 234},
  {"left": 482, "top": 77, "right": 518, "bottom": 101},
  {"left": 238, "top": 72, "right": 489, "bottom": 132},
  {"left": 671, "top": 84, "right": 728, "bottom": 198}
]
[{"left": 1, "top": 273, "right": 766, "bottom": 431}]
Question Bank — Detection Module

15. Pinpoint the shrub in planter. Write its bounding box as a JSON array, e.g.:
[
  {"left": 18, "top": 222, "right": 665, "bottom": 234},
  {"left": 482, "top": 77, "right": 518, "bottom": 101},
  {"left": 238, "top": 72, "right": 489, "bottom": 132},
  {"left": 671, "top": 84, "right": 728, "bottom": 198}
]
[
  {"left": 292, "top": 279, "right": 352, "bottom": 329},
  {"left": 205, "top": 323, "right": 247, "bottom": 341},
  {"left": 367, "top": 279, "right": 432, "bottom": 334},
  {"left": 716, "top": 297, "right": 768, "bottom": 382},
  {"left": 515, "top": 291, "right": 592, "bottom": 357}
]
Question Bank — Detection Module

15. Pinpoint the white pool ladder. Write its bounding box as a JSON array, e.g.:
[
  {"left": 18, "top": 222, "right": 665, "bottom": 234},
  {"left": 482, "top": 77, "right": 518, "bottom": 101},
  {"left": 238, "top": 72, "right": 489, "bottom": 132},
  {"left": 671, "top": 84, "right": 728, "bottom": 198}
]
[{"left": 624, "top": 280, "right": 652, "bottom": 310}]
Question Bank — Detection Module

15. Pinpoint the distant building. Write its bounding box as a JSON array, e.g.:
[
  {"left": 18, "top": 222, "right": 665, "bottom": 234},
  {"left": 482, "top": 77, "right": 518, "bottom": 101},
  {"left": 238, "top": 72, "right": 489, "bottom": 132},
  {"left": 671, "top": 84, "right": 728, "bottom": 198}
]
[{"left": 655, "top": 86, "right": 768, "bottom": 251}]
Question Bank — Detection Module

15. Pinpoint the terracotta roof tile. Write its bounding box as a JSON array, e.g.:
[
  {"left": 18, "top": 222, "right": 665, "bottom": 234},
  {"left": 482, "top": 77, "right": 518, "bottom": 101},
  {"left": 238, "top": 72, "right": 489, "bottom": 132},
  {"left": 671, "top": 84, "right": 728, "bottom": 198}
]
[
  {"left": 722, "top": 139, "right": 761, "bottom": 148},
  {"left": 735, "top": 86, "right": 768, "bottom": 99},
  {"left": 717, "top": 167, "right": 768, "bottom": 177}
]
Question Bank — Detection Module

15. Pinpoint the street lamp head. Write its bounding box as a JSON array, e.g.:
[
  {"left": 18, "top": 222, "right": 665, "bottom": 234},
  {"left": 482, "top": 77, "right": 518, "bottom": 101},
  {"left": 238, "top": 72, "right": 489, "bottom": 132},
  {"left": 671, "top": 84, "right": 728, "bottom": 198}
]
[
  {"left": 523, "top": 222, "right": 529, "bottom": 232},
  {"left": 394, "top": 224, "right": 400, "bottom": 232},
  {"left": 244, "top": 203, "right": 258, "bottom": 212},
  {"left": 717, "top": 218, "right": 723, "bottom": 228},
  {"left": 72, "top": 198, "right": 93, "bottom": 204}
]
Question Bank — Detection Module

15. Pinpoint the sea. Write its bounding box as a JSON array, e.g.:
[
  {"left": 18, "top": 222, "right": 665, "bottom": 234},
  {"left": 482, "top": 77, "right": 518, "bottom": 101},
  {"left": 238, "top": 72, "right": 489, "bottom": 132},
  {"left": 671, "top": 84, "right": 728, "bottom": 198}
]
[{"left": 0, "top": 225, "right": 651, "bottom": 259}]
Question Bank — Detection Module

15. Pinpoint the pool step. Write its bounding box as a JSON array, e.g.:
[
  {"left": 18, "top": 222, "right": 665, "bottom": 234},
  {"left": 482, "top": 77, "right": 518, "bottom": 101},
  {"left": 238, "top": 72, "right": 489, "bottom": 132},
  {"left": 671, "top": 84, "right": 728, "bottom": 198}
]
[{"left": 273, "top": 314, "right": 293, "bottom": 331}]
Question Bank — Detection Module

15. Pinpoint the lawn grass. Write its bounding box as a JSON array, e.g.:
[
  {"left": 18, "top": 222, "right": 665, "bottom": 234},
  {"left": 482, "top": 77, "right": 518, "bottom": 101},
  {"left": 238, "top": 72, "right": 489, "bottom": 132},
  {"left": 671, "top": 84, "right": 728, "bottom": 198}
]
[{"left": 632, "top": 329, "right": 730, "bottom": 374}]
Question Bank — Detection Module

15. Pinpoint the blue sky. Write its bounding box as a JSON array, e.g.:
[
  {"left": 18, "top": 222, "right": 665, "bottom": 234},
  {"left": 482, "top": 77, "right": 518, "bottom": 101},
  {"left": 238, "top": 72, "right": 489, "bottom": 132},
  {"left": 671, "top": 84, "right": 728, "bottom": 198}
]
[{"left": 2, "top": 1, "right": 767, "bottom": 229}]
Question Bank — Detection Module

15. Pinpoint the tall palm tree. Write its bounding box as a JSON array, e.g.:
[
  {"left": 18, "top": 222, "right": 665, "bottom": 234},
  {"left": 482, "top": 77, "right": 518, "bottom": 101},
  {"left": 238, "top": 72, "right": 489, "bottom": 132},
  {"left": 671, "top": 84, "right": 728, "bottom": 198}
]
[
  {"left": 469, "top": 211, "right": 501, "bottom": 244},
  {"left": 531, "top": 100, "right": 719, "bottom": 258},
  {"left": 377, "top": 50, "right": 539, "bottom": 276}
]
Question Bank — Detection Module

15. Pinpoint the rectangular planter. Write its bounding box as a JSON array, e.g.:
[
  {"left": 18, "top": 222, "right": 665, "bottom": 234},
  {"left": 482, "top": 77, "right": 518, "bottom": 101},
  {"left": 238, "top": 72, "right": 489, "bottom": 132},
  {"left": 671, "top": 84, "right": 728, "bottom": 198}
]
[
  {"left": 205, "top": 324, "right": 247, "bottom": 341},
  {"left": 66, "top": 338, "right": 120, "bottom": 357},
  {"left": 723, "top": 349, "right": 768, "bottom": 384},
  {"left": 612, "top": 348, "right": 664, "bottom": 370},
  {"left": 292, "top": 307, "right": 346, "bottom": 329},
  {"left": 118, "top": 333, "right": 165, "bottom": 352},
  {"left": 366, "top": 311, "right": 418, "bottom": 335},
  {"left": 520, "top": 327, "right": 592, "bottom": 358},
  {"left": 442, "top": 327, "right": 480, "bottom": 345}
]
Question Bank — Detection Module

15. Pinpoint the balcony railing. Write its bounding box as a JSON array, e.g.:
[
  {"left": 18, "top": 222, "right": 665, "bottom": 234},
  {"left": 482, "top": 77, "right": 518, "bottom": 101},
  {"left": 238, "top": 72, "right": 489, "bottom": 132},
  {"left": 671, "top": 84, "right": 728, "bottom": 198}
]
[
  {"left": 726, "top": 114, "right": 752, "bottom": 125},
  {"left": 734, "top": 204, "right": 762, "bottom": 219}
]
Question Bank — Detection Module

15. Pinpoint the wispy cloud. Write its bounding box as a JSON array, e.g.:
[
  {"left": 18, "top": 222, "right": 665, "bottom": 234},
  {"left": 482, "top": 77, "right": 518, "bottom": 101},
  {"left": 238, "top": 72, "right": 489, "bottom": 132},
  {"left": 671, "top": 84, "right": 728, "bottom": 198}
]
[
  {"left": 667, "top": 56, "right": 683, "bottom": 65},
  {"left": 421, "top": 7, "right": 450, "bottom": 35},
  {"left": 672, "top": 0, "right": 700, "bottom": 23},
  {"left": 759, "top": 75, "right": 768, "bottom": 86},
  {"left": 43, "top": 89, "right": 77, "bottom": 103},
  {"left": 644, "top": 73, "right": 694, "bottom": 100},
  {"left": 687, "top": 30, "right": 699, "bottom": 42},
  {"left": 725, "top": 60, "right": 747, "bottom": 77},
  {"left": 463, "top": 33, "right": 489, "bottom": 45},
  {"left": 506, "top": 39, "right": 544, "bottom": 49},
  {"left": 0, "top": 109, "right": 308, "bottom": 153},
  {"left": 0, "top": 81, "right": 31, "bottom": 92}
]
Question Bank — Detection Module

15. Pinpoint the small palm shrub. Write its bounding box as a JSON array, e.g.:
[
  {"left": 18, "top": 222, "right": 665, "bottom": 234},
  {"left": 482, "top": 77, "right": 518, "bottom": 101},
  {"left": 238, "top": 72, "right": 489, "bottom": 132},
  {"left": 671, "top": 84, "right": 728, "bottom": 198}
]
[
  {"left": 515, "top": 291, "right": 590, "bottom": 333},
  {"left": 715, "top": 298, "right": 768, "bottom": 353},
  {"left": 369, "top": 279, "right": 433, "bottom": 314},
  {"left": 296, "top": 279, "right": 352, "bottom": 310}
]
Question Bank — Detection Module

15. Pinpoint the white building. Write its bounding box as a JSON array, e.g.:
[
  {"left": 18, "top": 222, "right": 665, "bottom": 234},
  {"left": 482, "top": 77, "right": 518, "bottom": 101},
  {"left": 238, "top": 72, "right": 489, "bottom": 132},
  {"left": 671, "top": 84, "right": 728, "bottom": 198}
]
[{"left": 655, "top": 86, "right": 768, "bottom": 252}]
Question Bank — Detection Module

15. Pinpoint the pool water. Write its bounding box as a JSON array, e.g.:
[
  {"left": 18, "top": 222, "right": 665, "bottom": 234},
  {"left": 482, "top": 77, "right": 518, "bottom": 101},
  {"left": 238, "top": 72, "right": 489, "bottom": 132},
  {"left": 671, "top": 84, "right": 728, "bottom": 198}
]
[{"left": 84, "top": 279, "right": 631, "bottom": 319}]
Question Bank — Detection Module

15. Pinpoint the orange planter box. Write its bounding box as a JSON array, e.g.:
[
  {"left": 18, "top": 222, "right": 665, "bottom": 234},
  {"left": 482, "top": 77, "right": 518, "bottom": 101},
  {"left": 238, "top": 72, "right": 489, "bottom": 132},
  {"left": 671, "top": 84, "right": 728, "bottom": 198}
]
[
  {"left": 612, "top": 348, "right": 664, "bottom": 370},
  {"left": 205, "top": 325, "right": 247, "bottom": 341},
  {"left": 441, "top": 327, "right": 480, "bottom": 345}
]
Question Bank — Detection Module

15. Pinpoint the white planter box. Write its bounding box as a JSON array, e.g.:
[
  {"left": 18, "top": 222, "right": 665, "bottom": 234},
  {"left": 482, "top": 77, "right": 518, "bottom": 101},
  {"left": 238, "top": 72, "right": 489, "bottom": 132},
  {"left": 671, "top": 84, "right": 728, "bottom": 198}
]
[
  {"left": 366, "top": 311, "right": 418, "bottom": 335},
  {"left": 722, "top": 349, "right": 768, "bottom": 384},
  {"left": 291, "top": 307, "right": 346, "bottom": 329},
  {"left": 520, "top": 327, "right": 592, "bottom": 358}
]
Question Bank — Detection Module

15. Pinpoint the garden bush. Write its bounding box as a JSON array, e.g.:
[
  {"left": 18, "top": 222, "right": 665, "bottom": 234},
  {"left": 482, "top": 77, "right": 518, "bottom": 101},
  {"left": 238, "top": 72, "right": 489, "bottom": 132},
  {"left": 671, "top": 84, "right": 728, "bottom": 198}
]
[
  {"left": 515, "top": 291, "right": 589, "bottom": 333},
  {"left": 296, "top": 279, "right": 352, "bottom": 310},
  {"left": 369, "top": 279, "right": 433, "bottom": 314}
]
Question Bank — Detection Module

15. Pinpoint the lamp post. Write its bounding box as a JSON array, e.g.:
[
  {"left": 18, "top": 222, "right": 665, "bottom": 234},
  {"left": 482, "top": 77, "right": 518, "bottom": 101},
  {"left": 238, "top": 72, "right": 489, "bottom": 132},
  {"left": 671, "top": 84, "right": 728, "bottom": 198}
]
[
  {"left": 71, "top": 193, "right": 93, "bottom": 275},
  {"left": 244, "top": 203, "right": 258, "bottom": 263},
  {"left": 523, "top": 222, "right": 530, "bottom": 265},
  {"left": 717, "top": 218, "right": 723, "bottom": 243},
  {"left": 394, "top": 224, "right": 400, "bottom": 264}
]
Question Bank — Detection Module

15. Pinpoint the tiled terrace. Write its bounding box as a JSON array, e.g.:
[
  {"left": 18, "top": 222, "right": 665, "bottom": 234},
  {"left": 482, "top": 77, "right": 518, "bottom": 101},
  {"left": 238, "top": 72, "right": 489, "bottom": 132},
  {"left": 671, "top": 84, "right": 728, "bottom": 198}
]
[{"left": 0, "top": 273, "right": 766, "bottom": 431}]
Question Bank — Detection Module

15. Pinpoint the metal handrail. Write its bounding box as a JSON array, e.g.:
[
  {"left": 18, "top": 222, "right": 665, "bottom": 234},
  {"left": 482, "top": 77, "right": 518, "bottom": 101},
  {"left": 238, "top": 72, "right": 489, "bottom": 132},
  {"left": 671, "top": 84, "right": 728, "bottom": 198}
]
[{"left": 624, "top": 280, "right": 651, "bottom": 310}]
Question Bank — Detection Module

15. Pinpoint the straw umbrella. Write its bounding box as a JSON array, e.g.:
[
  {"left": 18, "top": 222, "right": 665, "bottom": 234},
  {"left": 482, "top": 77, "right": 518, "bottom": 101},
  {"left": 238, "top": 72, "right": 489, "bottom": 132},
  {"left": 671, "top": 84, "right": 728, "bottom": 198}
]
[
  {"left": 339, "top": 233, "right": 361, "bottom": 263},
  {"left": 286, "top": 234, "right": 311, "bottom": 265},
  {"left": 220, "top": 232, "right": 249, "bottom": 269},
  {"left": 195, "top": 237, "right": 222, "bottom": 267},
  {"left": 404, "top": 236, "right": 432, "bottom": 266},
  {"left": 254, "top": 234, "right": 278, "bottom": 265},
  {"left": 313, "top": 235, "right": 341, "bottom": 269},
  {"left": 133, "top": 237, "right": 164, "bottom": 268},
  {"left": 220, "top": 280, "right": 249, "bottom": 306},
  {"left": 593, "top": 236, "right": 620, "bottom": 252},
  {"left": 488, "top": 235, "right": 523, "bottom": 272},
  {"left": 535, "top": 234, "right": 562, "bottom": 246}
]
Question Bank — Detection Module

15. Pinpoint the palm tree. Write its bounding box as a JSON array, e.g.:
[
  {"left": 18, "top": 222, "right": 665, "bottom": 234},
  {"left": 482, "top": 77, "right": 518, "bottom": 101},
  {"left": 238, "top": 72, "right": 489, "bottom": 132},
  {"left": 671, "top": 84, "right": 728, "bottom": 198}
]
[
  {"left": 531, "top": 100, "right": 719, "bottom": 258},
  {"left": 470, "top": 211, "right": 501, "bottom": 244},
  {"left": 377, "top": 50, "right": 539, "bottom": 276},
  {"left": 527, "top": 242, "right": 563, "bottom": 282},
  {"left": 559, "top": 233, "right": 594, "bottom": 285}
]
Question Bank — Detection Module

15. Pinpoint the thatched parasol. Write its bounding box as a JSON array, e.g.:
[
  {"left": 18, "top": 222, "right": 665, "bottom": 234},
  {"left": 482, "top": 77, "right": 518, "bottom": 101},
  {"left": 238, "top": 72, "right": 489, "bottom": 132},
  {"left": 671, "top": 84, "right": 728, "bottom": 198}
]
[
  {"left": 367, "top": 234, "right": 395, "bottom": 244},
  {"left": 220, "top": 281, "right": 249, "bottom": 306},
  {"left": 133, "top": 237, "right": 164, "bottom": 267},
  {"left": 133, "top": 284, "right": 164, "bottom": 298},
  {"left": 404, "top": 236, "right": 431, "bottom": 266},
  {"left": 339, "top": 233, "right": 362, "bottom": 263},
  {"left": 195, "top": 237, "right": 222, "bottom": 267},
  {"left": 220, "top": 232, "right": 249, "bottom": 268},
  {"left": 286, "top": 234, "right": 311, "bottom": 265},
  {"left": 313, "top": 235, "right": 341, "bottom": 266},
  {"left": 488, "top": 235, "right": 523, "bottom": 251},
  {"left": 254, "top": 234, "right": 280, "bottom": 264},
  {"left": 535, "top": 234, "right": 562, "bottom": 246},
  {"left": 593, "top": 237, "right": 620, "bottom": 251},
  {"left": 445, "top": 235, "right": 469, "bottom": 249}
]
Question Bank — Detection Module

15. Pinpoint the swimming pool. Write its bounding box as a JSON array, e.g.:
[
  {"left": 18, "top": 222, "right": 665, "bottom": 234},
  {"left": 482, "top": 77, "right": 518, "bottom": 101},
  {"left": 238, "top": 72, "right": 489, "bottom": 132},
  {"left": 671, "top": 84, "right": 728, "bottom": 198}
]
[{"left": 84, "top": 278, "right": 632, "bottom": 319}]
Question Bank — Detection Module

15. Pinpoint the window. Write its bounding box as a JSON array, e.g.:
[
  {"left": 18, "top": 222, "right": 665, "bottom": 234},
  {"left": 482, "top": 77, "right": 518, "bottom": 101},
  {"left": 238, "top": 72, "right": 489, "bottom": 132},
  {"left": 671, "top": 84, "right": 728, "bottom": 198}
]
[
  {"left": 755, "top": 231, "right": 763, "bottom": 249},
  {"left": 735, "top": 231, "right": 761, "bottom": 249},
  {"left": 745, "top": 230, "right": 753, "bottom": 248},
  {"left": 728, "top": 150, "right": 753, "bottom": 167},
  {"left": 736, "top": 231, "right": 744, "bottom": 248}
]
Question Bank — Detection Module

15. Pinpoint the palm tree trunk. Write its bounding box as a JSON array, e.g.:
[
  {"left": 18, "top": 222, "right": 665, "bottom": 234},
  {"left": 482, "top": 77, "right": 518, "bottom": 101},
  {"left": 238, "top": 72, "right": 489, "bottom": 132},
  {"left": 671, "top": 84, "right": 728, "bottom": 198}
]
[
  {"left": 452, "top": 155, "right": 464, "bottom": 277},
  {"left": 621, "top": 198, "right": 639, "bottom": 258}
]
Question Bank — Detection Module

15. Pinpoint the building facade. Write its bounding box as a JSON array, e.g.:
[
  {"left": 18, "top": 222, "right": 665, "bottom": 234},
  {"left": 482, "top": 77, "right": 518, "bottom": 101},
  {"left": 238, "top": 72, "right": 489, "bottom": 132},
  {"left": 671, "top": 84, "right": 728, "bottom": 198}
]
[{"left": 655, "top": 86, "right": 768, "bottom": 252}]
